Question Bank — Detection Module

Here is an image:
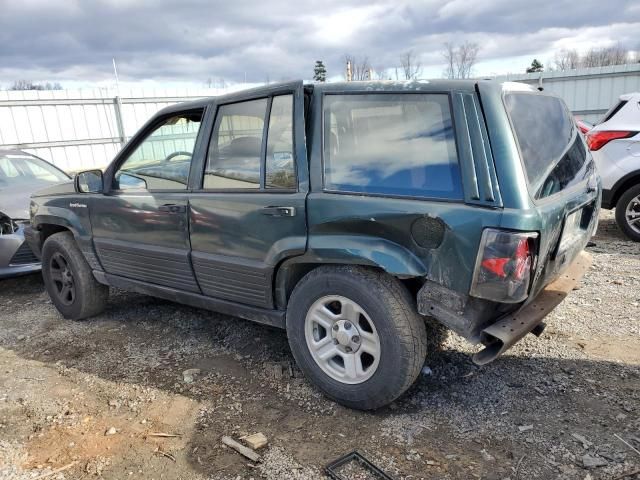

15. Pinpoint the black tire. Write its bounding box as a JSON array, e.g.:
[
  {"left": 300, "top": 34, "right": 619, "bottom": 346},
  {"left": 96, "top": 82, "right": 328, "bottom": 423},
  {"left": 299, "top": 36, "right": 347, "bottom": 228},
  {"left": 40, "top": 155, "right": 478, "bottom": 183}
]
[
  {"left": 286, "top": 266, "right": 427, "bottom": 410},
  {"left": 615, "top": 184, "right": 640, "bottom": 242},
  {"left": 42, "top": 231, "right": 109, "bottom": 320}
]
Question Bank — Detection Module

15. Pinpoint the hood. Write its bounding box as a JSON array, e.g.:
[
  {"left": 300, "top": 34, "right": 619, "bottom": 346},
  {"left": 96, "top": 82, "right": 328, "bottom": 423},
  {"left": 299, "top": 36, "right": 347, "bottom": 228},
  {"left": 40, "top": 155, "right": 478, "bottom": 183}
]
[{"left": 0, "top": 180, "right": 74, "bottom": 219}]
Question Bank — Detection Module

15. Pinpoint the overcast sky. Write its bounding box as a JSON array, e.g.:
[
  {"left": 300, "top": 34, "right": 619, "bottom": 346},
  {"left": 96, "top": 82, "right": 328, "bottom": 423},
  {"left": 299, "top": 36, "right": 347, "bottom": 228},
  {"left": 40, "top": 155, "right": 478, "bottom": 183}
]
[{"left": 0, "top": 0, "right": 639, "bottom": 89}]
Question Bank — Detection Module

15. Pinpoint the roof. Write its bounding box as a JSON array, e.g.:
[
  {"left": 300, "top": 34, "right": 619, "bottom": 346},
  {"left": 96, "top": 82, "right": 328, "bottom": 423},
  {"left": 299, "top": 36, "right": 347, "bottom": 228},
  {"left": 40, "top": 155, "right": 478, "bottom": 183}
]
[
  {"left": 154, "top": 78, "right": 536, "bottom": 118},
  {"left": 0, "top": 148, "right": 30, "bottom": 156}
]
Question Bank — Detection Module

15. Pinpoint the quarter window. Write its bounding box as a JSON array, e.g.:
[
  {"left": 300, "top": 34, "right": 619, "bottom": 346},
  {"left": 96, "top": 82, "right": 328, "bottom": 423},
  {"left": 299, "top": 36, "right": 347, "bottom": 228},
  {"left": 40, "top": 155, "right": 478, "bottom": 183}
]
[
  {"left": 323, "top": 94, "right": 461, "bottom": 199},
  {"left": 114, "top": 111, "right": 203, "bottom": 190}
]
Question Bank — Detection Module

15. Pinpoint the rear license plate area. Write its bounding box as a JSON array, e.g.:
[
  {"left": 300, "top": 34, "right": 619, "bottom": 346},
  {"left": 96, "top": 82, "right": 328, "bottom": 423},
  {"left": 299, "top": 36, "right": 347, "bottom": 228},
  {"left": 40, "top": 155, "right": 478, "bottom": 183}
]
[{"left": 558, "top": 204, "right": 593, "bottom": 255}]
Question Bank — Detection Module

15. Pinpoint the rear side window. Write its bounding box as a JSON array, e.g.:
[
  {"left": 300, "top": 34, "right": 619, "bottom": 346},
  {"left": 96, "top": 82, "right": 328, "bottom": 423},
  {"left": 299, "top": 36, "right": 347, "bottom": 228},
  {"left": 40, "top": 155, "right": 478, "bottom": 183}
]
[
  {"left": 204, "top": 95, "right": 296, "bottom": 190},
  {"left": 600, "top": 100, "right": 627, "bottom": 124},
  {"left": 323, "top": 94, "right": 462, "bottom": 199},
  {"left": 205, "top": 99, "right": 267, "bottom": 189},
  {"left": 505, "top": 93, "right": 589, "bottom": 199}
]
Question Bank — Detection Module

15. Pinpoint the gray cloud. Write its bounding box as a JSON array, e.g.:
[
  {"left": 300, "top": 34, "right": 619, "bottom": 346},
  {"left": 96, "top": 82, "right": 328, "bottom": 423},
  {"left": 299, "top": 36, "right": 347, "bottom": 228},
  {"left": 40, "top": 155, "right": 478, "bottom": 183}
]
[{"left": 0, "top": 0, "right": 638, "bottom": 85}]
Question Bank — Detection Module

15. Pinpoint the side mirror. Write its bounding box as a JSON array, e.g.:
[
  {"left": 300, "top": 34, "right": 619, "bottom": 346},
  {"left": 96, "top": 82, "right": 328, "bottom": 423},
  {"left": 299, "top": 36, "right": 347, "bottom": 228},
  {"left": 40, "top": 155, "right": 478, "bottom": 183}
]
[{"left": 75, "top": 170, "right": 104, "bottom": 193}]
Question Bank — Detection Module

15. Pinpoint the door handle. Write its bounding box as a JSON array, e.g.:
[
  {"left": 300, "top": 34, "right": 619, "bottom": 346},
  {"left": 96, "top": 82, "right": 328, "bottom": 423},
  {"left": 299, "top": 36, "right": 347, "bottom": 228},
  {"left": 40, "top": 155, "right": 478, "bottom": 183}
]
[
  {"left": 261, "top": 206, "right": 296, "bottom": 217},
  {"left": 158, "top": 204, "right": 186, "bottom": 213}
]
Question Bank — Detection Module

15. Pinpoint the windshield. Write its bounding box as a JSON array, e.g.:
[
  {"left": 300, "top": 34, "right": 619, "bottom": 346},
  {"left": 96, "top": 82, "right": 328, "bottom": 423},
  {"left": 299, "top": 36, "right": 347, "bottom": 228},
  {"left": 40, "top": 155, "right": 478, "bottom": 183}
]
[
  {"left": 505, "top": 93, "right": 591, "bottom": 200},
  {"left": 0, "top": 153, "right": 69, "bottom": 188}
]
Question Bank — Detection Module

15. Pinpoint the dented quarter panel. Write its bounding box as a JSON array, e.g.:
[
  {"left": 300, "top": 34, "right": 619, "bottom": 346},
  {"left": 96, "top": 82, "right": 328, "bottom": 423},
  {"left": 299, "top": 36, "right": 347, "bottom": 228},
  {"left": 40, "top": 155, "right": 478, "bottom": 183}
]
[
  {"left": 306, "top": 193, "right": 503, "bottom": 293},
  {"left": 305, "top": 81, "right": 505, "bottom": 294}
]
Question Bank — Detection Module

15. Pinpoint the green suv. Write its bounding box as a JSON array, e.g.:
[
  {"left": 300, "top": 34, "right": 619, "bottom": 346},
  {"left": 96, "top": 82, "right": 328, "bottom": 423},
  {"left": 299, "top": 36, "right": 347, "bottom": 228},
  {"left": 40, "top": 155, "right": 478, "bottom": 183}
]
[{"left": 26, "top": 80, "right": 600, "bottom": 409}]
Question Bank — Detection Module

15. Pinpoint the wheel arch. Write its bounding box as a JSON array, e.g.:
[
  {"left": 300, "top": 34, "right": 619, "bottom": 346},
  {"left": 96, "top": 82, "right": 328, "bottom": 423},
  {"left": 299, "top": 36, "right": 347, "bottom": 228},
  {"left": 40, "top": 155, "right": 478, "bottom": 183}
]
[
  {"left": 273, "top": 239, "right": 427, "bottom": 310},
  {"left": 34, "top": 216, "right": 76, "bottom": 250},
  {"left": 609, "top": 170, "right": 640, "bottom": 209}
]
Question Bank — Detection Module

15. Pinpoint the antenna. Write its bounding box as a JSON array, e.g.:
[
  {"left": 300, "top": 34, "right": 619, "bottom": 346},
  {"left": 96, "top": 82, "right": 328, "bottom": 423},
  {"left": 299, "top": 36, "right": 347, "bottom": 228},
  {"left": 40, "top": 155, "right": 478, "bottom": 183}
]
[{"left": 112, "top": 58, "right": 120, "bottom": 93}]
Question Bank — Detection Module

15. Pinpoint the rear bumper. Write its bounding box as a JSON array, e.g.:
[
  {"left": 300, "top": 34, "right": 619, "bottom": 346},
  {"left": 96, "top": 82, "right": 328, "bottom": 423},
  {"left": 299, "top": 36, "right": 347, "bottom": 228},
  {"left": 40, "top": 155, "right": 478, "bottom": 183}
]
[{"left": 472, "top": 250, "right": 592, "bottom": 365}]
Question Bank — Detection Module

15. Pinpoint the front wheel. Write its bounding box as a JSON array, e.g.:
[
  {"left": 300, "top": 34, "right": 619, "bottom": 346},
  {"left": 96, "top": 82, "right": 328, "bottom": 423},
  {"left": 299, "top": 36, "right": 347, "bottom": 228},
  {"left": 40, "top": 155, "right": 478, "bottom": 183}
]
[
  {"left": 286, "top": 266, "right": 427, "bottom": 410},
  {"left": 42, "top": 232, "right": 109, "bottom": 320},
  {"left": 615, "top": 184, "right": 640, "bottom": 242}
]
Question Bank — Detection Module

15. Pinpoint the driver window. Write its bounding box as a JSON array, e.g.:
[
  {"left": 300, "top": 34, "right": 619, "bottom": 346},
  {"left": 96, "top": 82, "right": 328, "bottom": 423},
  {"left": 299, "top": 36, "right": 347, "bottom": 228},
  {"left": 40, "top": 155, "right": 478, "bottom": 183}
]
[{"left": 114, "top": 111, "right": 203, "bottom": 190}]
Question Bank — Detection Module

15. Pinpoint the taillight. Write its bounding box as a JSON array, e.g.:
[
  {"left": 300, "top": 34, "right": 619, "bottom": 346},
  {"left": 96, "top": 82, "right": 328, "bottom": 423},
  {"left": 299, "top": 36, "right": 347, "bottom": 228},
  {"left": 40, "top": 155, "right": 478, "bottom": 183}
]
[
  {"left": 471, "top": 229, "right": 538, "bottom": 303},
  {"left": 586, "top": 130, "right": 638, "bottom": 151}
]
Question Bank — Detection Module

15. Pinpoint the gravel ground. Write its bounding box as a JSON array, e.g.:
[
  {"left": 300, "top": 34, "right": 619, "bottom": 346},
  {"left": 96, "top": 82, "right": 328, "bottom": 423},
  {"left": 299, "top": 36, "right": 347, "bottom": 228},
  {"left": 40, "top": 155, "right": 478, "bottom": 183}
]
[{"left": 0, "top": 209, "right": 638, "bottom": 480}]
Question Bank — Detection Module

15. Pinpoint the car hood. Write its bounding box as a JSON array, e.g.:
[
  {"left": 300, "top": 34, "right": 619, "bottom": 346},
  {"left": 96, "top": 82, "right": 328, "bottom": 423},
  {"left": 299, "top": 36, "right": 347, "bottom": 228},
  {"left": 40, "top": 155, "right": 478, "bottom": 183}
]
[{"left": 0, "top": 180, "right": 74, "bottom": 219}]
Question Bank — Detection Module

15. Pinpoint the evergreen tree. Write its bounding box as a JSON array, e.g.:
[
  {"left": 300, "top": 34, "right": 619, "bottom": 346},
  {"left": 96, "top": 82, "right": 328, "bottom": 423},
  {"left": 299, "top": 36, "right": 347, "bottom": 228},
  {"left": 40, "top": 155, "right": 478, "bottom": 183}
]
[
  {"left": 526, "top": 59, "right": 544, "bottom": 73},
  {"left": 313, "top": 60, "right": 327, "bottom": 82}
]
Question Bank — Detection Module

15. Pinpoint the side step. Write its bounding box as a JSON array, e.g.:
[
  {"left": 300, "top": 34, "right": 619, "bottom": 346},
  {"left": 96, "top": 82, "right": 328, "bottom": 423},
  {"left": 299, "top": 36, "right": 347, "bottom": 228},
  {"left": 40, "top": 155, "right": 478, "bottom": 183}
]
[{"left": 473, "top": 251, "right": 592, "bottom": 366}]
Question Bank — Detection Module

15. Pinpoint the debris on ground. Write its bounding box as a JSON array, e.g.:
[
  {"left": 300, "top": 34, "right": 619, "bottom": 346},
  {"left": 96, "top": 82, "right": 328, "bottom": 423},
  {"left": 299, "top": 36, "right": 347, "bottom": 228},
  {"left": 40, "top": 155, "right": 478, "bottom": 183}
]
[
  {"left": 182, "top": 368, "right": 201, "bottom": 384},
  {"left": 242, "top": 432, "right": 268, "bottom": 450},
  {"left": 221, "top": 435, "right": 261, "bottom": 462}
]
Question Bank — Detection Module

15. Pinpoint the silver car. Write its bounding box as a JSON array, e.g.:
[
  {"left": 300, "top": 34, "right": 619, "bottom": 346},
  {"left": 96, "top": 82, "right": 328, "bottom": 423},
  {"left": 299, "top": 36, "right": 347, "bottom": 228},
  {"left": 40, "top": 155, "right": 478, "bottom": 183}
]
[{"left": 0, "top": 149, "right": 70, "bottom": 278}]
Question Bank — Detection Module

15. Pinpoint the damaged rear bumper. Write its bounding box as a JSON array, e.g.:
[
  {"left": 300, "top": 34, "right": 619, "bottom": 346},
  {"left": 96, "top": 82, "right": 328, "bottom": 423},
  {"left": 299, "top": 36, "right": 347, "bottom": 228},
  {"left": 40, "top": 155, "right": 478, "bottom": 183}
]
[
  {"left": 418, "top": 250, "right": 593, "bottom": 365},
  {"left": 473, "top": 250, "right": 592, "bottom": 365}
]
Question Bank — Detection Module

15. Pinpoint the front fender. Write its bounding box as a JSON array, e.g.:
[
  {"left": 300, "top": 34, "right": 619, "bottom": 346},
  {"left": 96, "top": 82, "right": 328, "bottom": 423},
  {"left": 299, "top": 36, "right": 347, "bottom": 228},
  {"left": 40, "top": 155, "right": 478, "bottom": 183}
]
[
  {"left": 33, "top": 207, "right": 85, "bottom": 239},
  {"left": 31, "top": 200, "right": 100, "bottom": 269}
]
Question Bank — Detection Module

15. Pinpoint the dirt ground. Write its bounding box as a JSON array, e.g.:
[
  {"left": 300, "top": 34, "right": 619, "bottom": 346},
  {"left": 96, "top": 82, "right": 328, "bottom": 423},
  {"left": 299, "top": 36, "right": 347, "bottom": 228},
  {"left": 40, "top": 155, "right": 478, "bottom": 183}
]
[{"left": 0, "top": 210, "right": 638, "bottom": 480}]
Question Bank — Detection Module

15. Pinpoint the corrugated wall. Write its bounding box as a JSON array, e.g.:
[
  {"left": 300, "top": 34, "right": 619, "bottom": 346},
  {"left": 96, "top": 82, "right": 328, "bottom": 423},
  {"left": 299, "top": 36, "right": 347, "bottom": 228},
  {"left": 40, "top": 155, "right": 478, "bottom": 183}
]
[
  {"left": 0, "top": 86, "right": 238, "bottom": 172},
  {"left": 494, "top": 64, "right": 640, "bottom": 123}
]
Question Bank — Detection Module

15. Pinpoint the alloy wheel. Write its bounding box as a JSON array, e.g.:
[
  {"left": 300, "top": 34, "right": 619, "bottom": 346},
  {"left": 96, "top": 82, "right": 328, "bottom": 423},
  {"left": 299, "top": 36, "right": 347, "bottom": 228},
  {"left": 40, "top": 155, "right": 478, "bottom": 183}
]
[
  {"left": 49, "top": 252, "right": 76, "bottom": 306},
  {"left": 304, "top": 295, "right": 381, "bottom": 384},
  {"left": 625, "top": 194, "right": 640, "bottom": 234}
]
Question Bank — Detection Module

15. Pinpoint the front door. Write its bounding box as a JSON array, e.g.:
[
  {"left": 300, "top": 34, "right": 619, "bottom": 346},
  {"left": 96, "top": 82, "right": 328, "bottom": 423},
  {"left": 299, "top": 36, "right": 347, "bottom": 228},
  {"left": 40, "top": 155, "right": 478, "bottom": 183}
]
[
  {"left": 91, "top": 108, "right": 206, "bottom": 293},
  {"left": 188, "top": 83, "right": 308, "bottom": 309}
]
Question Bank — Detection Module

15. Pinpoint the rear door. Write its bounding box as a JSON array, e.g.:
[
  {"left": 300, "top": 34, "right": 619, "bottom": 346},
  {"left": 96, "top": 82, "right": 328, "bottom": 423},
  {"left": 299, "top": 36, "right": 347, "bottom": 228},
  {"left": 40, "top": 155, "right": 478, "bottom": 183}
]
[
  {"left": 91, "top": 108, "right": 205, "bottom": 292},
  {"left": 187, "top": 82, "right": 308, "bottom": 309}
]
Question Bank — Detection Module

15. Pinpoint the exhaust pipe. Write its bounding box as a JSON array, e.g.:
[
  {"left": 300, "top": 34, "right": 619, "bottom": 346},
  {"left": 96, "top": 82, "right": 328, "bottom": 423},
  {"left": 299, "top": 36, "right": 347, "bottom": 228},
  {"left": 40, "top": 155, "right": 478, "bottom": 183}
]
[{"left": 472, "top": 251, "right": 592, "bottom": 366}]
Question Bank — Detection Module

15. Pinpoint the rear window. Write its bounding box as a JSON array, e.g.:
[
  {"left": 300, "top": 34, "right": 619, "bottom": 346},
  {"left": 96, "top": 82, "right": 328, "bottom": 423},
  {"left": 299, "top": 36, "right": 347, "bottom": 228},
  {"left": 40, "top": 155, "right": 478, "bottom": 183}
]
[
  {"left": 323, "top": 94, "right": 462, "bottom": 199},
  {"left": 505, "top": 93, "right": 590, "bottom": 199}
]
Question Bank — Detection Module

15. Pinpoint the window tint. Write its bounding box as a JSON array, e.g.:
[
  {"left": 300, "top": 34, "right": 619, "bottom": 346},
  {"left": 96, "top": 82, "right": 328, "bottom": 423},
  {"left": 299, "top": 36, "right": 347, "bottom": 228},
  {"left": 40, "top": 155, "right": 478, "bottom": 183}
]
[
  {"left": 266, "top": 95, "right": 295, "bottom": 189},
  {"left": 323, "top": 94, "right": 461, "bottom": 199},
  {"left": 115, "top": 112, "right": 202, "bottom": 190},
  {"left": 505, "top": 93, "right": 588, "bottom": 199},
  {"left": 204, "top": 99, "right": 267, "bottom": 189}
]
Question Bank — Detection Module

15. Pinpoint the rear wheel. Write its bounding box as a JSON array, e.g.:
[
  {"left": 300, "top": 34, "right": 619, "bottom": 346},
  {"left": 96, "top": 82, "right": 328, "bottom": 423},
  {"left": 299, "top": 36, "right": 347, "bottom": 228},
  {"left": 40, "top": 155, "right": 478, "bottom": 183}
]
[
  {"left": 615, "top": 184, "right": 640, "bottom": 242},
  {"left": 286, "top": 266, "right": 427, "bottom": 410},
  {"left": 42, "top": 232, "right": 109, "bottom": 320}
]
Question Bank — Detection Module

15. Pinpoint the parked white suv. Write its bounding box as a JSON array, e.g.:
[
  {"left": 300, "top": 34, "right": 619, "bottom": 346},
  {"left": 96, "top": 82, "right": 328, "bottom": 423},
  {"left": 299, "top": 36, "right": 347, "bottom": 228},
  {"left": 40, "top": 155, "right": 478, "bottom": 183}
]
[{"left": 587, "top": 93, "right": 640, "bottom": 241}]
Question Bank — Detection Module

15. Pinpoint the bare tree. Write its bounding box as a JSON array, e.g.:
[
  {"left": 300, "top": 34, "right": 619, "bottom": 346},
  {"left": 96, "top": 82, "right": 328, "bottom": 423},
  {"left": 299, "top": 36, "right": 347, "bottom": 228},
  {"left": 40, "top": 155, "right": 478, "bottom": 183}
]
[
  {"left": 442, "top": 42, "right": 480, "bottom": 79},
  {"left": 399, "top": 50, "right": 422, "bottom": 80},
  {"left": 372, "top": 66, "right": 391, "bottom": 80},
  {"left": 10, "top": 80, "right": 62, "bottom": 91},
  {"left": 582, "top": 44, "right": 629, "bottom": 68},
  {"left": 554, "top": 44, "right": 631, "bottom": 70},
  {"left": 344, "top": 54, "right": 372, "bottom": 81},
  {"left": 553, "top": 48, "right": 580, "bottom": 71}
]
